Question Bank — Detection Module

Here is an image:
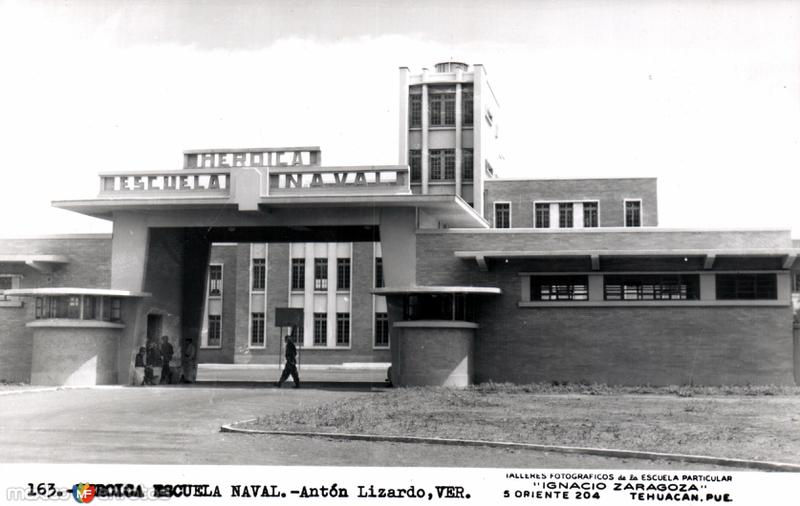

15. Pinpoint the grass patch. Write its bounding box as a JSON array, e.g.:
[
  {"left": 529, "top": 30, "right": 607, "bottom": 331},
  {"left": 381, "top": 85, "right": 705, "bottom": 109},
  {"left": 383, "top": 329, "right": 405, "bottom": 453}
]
[{"left": 244, "top": 383, "right": 800, "bottom": 464}]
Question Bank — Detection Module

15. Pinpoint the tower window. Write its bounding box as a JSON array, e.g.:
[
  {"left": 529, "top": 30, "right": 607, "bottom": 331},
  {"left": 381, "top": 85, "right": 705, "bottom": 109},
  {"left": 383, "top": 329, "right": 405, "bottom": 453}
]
[
  {"left": 409, "top": 93, "right": 422, "bottom": 127},
  {"left": 429, "top": 91, "right": 456, "bottom": 126},
  {"left": 409, "top": 150, "right": 421, "bottom": 182},
  {"left": 462, "top": 149, "right": 473, "bottom": 180},
  {"left": 462, "top": 91, "right": 473, "bottom": 126},
  {"left": 208, "top": 264, "right": 223, "bottom": 296}
]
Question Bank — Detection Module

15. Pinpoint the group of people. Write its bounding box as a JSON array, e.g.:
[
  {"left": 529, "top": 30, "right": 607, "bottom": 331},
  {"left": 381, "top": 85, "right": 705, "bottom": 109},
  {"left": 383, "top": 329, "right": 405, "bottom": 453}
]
[
  {"left": 134, "top": 334, "right": 301, "bottom": 388},
  {"left": 134, "top": 336, "right": 195, "bottom": 385}
]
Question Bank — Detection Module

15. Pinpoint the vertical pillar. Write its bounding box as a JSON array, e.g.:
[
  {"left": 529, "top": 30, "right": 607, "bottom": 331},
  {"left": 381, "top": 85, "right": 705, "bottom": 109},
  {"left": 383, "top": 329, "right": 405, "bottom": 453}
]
[
  {"left": 327, "top": 243, "right": 337, "bottom": 347},
  {"left": 398, "top": 67, "right": 410, "bottom": 166},
  {"left": 303, "top": 243, "right": 314, "bottom": 347},
  {"left": 421, "top": 74, "right": 430, "bottom": 194},
  {"left": 455, "top": 82, "right": 463, "bottom": 198},
  {"left": 111, "top": 212, "right": 150, "bottom": 292},
  {"left": 472, "top": 64, "right": 484, "bottom": 217},
  {"left": 379, "top": 208, "right": 417, "bottom": 288}
]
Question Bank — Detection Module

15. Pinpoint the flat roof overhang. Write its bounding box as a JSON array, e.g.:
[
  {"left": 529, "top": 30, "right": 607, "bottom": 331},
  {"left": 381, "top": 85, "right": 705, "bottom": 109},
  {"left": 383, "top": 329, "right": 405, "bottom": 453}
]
[
  {"left": 52, "top": 194, "right": 489, "bottom": 230},
  {"left": 0, "top": 254, "right": 71, "bottom": 274},
  {"left": 372, "top": 286, "right": 502, "bottom": 295},
  {"left": 456, "top": 248, "right": 800, "bottom": 271},
  {"left": 3, "top": 288, "right": 151, "bottom": 298}
]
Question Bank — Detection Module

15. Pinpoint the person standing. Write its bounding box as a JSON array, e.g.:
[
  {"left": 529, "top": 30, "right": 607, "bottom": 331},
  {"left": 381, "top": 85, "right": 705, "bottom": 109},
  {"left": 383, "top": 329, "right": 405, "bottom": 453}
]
[
  {"left": 276, "top": 335, "right": 300, "bottom": 388},
  {"left": 181, "top": 338, "right": 196, "bottom": 383},
  {"left": 159, "top": 335, "right": 174, "bottom": 385}
]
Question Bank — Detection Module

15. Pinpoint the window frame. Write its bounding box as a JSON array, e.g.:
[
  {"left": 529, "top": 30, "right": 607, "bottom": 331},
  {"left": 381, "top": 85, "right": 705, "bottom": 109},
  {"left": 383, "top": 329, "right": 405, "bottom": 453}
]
[
  {"left": 428, "top": 90, "right": 456, "bottom": 127},
  {"left": 409, "top": 150, "right": 421, "bottom": 182},
  {"left": 249, "top": 312, "right": 266, "bottom": 348},
  {"left": 558, "top": 202, "right": 574, "bottom": 228},
  {"left": 494, "top": 201, "right": 511, "bottom": 229},
  {"left": 208, "top": 264, "right": 223, "bottom": 297},
  {"left": 336, "top": 312, "right": 350, "bottom": 347},
  {"left": 533, "top": 202, "right": 550, "bottom": 229},
  {"left": 624, "top": 199, "right": 643, "bottom": 227},
  {"left": 583, "top": 201, "right": 600, "bottom": 228},
  {"left": 314, "top": 258, "right": 328, "bottom": 291},
  {"left": 716, "top": 273, "right": 778, "bottom": 300},
  {"left": 290, "top": 258, "right": 305, "bottom": 292},
  {"left": 206, "top": 314, "right": 222, "bottom": 348},
  {"left": 462, "top": 148, "right": 474, "bottom": 181},
  {"left": 251, "top": 258, "right": 266, "bottom": 291},
  {"left": 530, "top": 275, "right": 590, "bottom": 301},
  {"left": 374, "top": 312, "right": 390, "bottom": 348},
  {"left": 604, "top": 274, "right": 701, "bottom": 301},
  {"left": 409, "top": 92, "right": 422, "bottom": 128},
  {"left": 312, "top": 312, "right": 327, "bottom": 347},
  {"left": 336, "top": 258, "right": 351, "bottom": 291}
]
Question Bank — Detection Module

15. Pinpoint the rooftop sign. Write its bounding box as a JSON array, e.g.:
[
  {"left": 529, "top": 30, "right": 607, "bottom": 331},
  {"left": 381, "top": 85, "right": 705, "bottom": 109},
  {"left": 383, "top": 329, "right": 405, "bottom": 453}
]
[{"left": 183, "top": 147, "right": 321, "bottom": 169}]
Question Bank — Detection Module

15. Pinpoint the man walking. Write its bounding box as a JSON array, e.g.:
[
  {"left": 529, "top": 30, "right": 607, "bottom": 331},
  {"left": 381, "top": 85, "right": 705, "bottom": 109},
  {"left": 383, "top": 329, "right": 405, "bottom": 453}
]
[
  {"left": 159, "top": 335, "right": 174, "bottom": 385},
  {"left": 276, "top": 335, "right": 300, "bottom": 388}
]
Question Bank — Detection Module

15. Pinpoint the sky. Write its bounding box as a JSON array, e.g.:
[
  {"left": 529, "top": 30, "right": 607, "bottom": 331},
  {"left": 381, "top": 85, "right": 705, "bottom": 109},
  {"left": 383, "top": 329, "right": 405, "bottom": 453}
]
[{"left": 0, "top": 0, "right": 798, "bottom": 237}]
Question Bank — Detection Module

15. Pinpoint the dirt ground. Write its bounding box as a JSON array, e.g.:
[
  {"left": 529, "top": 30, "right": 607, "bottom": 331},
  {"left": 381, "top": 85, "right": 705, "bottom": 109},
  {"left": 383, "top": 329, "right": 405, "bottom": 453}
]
[{"left": 245, "top": 387, "right": 800, "bottom": 464}]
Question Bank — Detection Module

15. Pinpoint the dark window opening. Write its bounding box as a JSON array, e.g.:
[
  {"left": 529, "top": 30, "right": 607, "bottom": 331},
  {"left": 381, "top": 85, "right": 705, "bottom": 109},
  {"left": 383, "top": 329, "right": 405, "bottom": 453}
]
[
  {"left": 625, "top": 201, "right": 642, "bottom": 227},
  {"left": 716, "top": 273, "right": 777, "bottom": 300},
  {"left": 314, "top": 259, "right": 328, "bottom": 291},
  {"left": 336, "top": 258, "right": 351, "bottom": 291},
  {"left": 402, "top": 293, "right": 477, "bottom": 322},
  {"left": 208, "top": 265, "right": 222, "bottom": 296},
  {"left": 583, "top": 202, "right": 599, "bottom": 228},
  {"left": 495, "top": 203, "right": 510, "bottom": 228},
  {"left": 313, "top": 313, "right": 327, "bottom": 345},
  {"left": 375, "top": 257, "right": 384, "bottom": 288},
  {"left": 336, "top": 313, "right": 350, "bottom": 346},
  {"left": 535, "top": 203, "right": 550, "bottom": 228},
  {"left": 374, "top": 312, "right": 389, "bottom": 347},
  {"left": 291, "top": 258, "right": 305, "bottom": 291},
  {"left": 252, "top": 258, "right": 266, "bottom": 291}
]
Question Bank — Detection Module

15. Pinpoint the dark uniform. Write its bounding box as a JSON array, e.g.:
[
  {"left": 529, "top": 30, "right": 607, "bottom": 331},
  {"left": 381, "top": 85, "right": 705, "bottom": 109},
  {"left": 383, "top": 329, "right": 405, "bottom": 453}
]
[
  {"left": 160, "top": 338, "right": 174, "bottom": 384},
  {"left": 276, "top": 338, "right": 300, "bottom": 388}
]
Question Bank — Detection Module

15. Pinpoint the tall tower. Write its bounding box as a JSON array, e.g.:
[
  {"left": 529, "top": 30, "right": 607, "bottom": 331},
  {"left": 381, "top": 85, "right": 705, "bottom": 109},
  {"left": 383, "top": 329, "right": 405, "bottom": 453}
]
[{"left": 398, "top": 61, "right": 501, "bottom": 218}]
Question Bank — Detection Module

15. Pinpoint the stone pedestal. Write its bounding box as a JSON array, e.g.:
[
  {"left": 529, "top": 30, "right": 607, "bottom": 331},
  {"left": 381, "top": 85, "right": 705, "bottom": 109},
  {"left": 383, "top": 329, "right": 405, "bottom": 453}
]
[{"left": 391, "top": 321, "right": 476, "bottom": 387}]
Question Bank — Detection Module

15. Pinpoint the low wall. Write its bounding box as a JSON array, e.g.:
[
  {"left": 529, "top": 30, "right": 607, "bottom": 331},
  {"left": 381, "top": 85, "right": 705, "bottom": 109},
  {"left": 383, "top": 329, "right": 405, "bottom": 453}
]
[
  {"left": 29, "top": 321, "right": 123, "bottom": 386},
  {"left": 391, "top": 321, "right": 476, "bottom": 387}
]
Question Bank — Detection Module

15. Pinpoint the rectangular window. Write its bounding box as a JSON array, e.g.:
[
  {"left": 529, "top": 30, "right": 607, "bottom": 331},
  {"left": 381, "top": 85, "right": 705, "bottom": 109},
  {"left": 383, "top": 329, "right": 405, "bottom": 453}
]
[
  {"left": 625, "top": 200, "right": 642, "bottom": 227},
  {"left": 208, "top": 315, "right": 221, "bottom": 347},
  {"left": 716, "top": 273, "right": 778, "bottom": 300},
  {"left": 67, "top": 296, "right": 81, "bottom": 319},
  {"left": 794, "top": 273, "right": 800, "bottom": 293},
  {"left": 337, "top": 258, "right": 351, "bottom": 291},
  {"left": 534, "top": 203, "right": 550, "bottom": 228},
  {"left": 35, "top": 297, "right": 43, "bottom": 319},
  {"left": 374, "top": 312, "right": 390, "bottom": 347},
  {"left": 462, "top": 149, "right": 473, "bottom": 180},
  {"left": 314, "top": 259, "right": 328, "bottom": 291},
  {"left": 462, "top": 91, "right": 473, "bottom": 126},
  {"left": 250, "top": 312, "right": 265, "bottom": 346},
  {"left": 409, "top": 93, "right": 422, "bottom": 127},
  {"left": 495, "top": 202, "right": 510, "bottom": 228},
  {"left": 375, "top": 257, "right": 384, "bottom": 288},
  {"left": 444, "top": 151, "right": 455, "bottom": 180},
  {"left": 583, "top": 202, "right": 599, "bottom": 228},
  {"left": 409, "top": 150, "right": 421, "bottom": 182},
  {"left": 429, "top": 149, "right": 442, "bottom": 180},
  {"left": 83, "top": 296, "right": 97, "bottom": 320},
  {"left": 531, "top": 275, "right": 589, "bottom": 301},
  {"left": 559, "top": 203, "right": 574, "bottom": 228},
  {"left": 208, "top": 264, "right": 222, "bottom": 296},
  {"left": 293, "top": 323, "right": 304, "bottom": 346},
  {"left": 429, "top": 92, "right": 455, "bottom": 126},
  {"left": 604, "top": 274, "right": 700, "bottom": 301},
  {"left": 252, "top": 258, "right": 266, "bottom": 291},
  {"left": 313, "top": 313, "right": 327, "bottom": 346},
  {"left": 336, "top": 313, "right": 350, "bottom": 346},
  {"left": 291, "top": 258, "right": 305, "bottom": 291}
]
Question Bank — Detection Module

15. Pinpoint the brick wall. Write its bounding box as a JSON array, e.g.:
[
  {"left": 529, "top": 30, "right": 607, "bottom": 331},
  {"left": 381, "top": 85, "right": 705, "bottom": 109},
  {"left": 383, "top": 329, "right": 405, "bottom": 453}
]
[
  {"left": 415, "top": 232, "right": 796, "bottom": 385},
  {"left": 197, "top": 245, "right": 238, "bottom": 363},
  {"left": 30, "top": 326, "right": 121, "bottom": 385},
  {"left": 484, "top": 178, "right": 658, "bottom": 228},
  {"left": 0, "top": 235, "right": 112, "bottom": 382}
]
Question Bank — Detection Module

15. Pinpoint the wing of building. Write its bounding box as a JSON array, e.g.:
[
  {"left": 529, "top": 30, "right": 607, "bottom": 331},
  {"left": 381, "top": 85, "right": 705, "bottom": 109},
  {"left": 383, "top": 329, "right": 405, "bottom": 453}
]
[{"left": 1, "top": 61, "right": 799, "bottom": 387}]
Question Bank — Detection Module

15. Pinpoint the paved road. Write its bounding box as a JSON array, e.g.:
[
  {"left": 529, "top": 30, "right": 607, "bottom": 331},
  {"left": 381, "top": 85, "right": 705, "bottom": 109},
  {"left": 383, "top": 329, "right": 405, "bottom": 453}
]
[{"left": 0, "top": 387, "right": 726, "bottom": 469}]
